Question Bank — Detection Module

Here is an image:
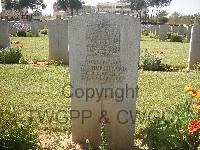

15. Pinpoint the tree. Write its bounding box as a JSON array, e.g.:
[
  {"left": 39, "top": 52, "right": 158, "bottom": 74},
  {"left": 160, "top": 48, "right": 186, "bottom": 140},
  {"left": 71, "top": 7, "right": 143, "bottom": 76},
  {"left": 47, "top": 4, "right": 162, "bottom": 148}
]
[
  {"left": 4, "top": 0, "right": 46, "bottom": 19},
  {"left": 169, "top": 12, "right": 181, "bottom": 25},
  {"left": 56, "top": 0, "right": 83, "bottom": 16},
  {"left": 129, "top": 0, "right": 172, "bottom": 23},
  {"left": 130, "top": 0, "right": 147, "bottom": 17},
  {"left": 148, "top": 0, "right": 172, "bottom": 24},
  {"left": 148, "top": 0, "right": 172, "bottom": 8},
  {"left": 129, "top": 0, "right": 148, "bottom": 22},
  {"left": 158, "top": 10, "right": 169, "bottom": 24},
  {"left": 158, "top": 10, "right": 168, "bottom": 17}
]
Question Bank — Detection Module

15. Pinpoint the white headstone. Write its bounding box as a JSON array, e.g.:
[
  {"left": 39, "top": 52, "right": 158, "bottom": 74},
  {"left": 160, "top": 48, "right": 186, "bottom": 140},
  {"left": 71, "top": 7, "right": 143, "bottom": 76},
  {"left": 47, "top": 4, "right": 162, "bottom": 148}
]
[
  {"left": 178, "top": 25, "right": 187, "bottom": 36},
  {"left": 31, "top": 21, "right": 40, "bottom": 35},
  {"left": 188, "top": 24, "right": 200, "bottom": 70},
  {"left": 150, "top": 25, "right": 156, "bottom": 35},
  {"left": 9, "top": 22, "right": 18, "bottom": 35},
  {"left": 0, "top": 20, "right": 10, "bottom": 48},
  {"left": 48, "top": 19, "right": 69, "bottom": 65},
  {"left": 187, "top": 25, "right": 192, "bottom": 42},
  {"left": 171, "top": 25, "right": 179, "bottom": 33},
  {"left": 155, "top": 25, "right": 159, "bottom": 36},
  {"left": 69, "top": 14, "right": 140, "bottom": 149},
  {"left": 159, "top": 24, "right": 170, "bottom": 40}
]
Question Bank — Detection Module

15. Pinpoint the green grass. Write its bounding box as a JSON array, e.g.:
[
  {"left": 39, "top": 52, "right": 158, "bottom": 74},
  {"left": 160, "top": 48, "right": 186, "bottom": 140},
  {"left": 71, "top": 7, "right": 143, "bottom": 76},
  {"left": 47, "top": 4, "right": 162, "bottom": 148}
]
[
  {"left": 137, "top": 70, "right": 200, "bottom": 130},
  {"left": 0, "top": 36, "right": 199, "bottom": 148},
  {"left": 10, "top": 36, "right": 49, "bottom": 61},
  {"left": 140, "top": 37, "right": 189, "bottom": 68},
  {"left": 10, "top": 36, "right": 189, "bottom": 68}
]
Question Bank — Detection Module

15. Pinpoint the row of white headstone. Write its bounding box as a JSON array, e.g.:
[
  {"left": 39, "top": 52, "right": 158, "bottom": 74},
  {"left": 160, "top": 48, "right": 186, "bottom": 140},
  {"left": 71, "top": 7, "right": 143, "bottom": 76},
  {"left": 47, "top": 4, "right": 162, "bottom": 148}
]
[
  {"left": 5, "top": 21, "right": 47, "bottom": 36},
  {"left": 144, "top": 25, "right": 192, "bottom": 41},
  {"left": 0, "top": 19, "right": 200, "bottom": 68}
]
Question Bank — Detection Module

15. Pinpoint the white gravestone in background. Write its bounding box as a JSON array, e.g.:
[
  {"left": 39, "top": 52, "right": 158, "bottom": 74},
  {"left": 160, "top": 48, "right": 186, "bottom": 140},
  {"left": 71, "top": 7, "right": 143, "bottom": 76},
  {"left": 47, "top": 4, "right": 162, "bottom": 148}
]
[
  {"left": 171, "top": 26, "right": 179, "bottom": 33},
  {"left": 188, "top": 24, "right": 200, "bottom": 70},
  {"left": 69, "top": 14, "right": 140, "bottom": 149},
  {"left": 0, "top": 20, "right": 10, "bottom": 48},
  {"left": 178, "top": 25, "right": 187, "bottom": 36},
  {"left": 48, "top": 20, "right": 69, "bottom": 65},
  {"left": 155, "top": 25, "right": 159, "bottom": 36},
  {"left": 159, "top": 24, "right": 170, "bottom": 40},
  {"left": 31, "top": 21, "right": 40, "bottom": 35},
  {"left": 187, "top": 25, "right": 192, "bottom": 42}
]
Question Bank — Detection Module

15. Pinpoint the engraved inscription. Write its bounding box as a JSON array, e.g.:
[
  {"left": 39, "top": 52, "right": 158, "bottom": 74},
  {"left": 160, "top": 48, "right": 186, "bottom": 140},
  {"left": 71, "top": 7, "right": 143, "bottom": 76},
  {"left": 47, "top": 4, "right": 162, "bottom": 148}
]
[{"left": 81, "top": 20, "right": 127, "bottom": 82}]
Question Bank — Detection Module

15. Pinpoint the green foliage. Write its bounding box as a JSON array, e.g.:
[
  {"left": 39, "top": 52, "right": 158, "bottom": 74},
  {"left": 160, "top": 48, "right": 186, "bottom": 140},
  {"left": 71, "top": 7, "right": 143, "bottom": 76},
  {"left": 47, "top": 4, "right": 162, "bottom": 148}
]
[
  {"left": 49, "top": 59, "right": 63, "bottom": 66},
  {"left": 0, "top": 104, "right": 39, "bottom": 150},
  {"left": 130, "top": 0, "right": 147, "bottom": 12},
  {"left": 16, "top": 30, "right": 27, "bottom": 37},
  {"left": 99, "top": 121, "right": 108, "bottom": 150},
  {"left": 158, "top": 16, "right": 169, "bottom": 24},
  {"left": 16, "top": 30, "right": 39, "bottom": 37},
  {"left": 40, "top": 29, "right": 48, "bottom": 35},
  {"left": 0, "top": 47, "right": 22, "bottom": 64},
  {"left": 142, "top": 29, "right": 150, "bottom": 36},
  {"left": 85, "top": 139, "right": 93, "bottom": 150},
  {"left": 170, "top": 33, "right": 184, "bottom": 42},
  {"left": 141, "top": 98, "right": 200, "bottom": 149},
  {"left": 158, "top": 10, "right": 169, "bottom": 24},
  {"left": 193, "top": 62, "right": 200, "bottom": 71},
  {"left": 166, "top": 32, "right": 171, "bottom": 39},
  {"left": 19, "top": 56, "right": 28, "bottom": 64},
  {"left": 26, "top": 30, "right": 33, "bottom": 37},
  {"left": 148, "top": 0, "right": 172, "bottom": 7},
  {"left": 56, "top": 0, "right": 83, "bottom": 16},
  {"left": 142, "top": 53, "right": 164, "bottom": 71},
  {"left": 4, "top": 0, "right": 46, "bottom": 12},
  {"left": 149, "top": 33, "right": 159, "bottom": 39}
]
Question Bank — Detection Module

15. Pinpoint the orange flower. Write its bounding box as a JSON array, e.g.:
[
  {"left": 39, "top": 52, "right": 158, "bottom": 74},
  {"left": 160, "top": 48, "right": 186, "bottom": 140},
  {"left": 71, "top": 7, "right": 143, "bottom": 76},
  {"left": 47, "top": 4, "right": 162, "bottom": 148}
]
[
  {"left": 188, "top": 119, "right": 199, "bottom": 134},
  {"left": 185, "top": 86, "right": 200, "bottom": 98},
  {"left": 192, "top": 102, "right": 200, "bottom": 112},
  {"left": 11, "top": 41, "right": 23, "bottom": 49}
]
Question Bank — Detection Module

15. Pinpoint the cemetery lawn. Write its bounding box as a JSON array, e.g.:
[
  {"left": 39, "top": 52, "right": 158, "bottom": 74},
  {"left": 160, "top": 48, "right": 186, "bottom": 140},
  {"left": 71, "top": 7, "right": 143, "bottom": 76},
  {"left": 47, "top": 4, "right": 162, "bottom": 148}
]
[
  {"left": 10, "top": 36, "right": 49, "bottom": 61},
  {"left": 1, "top": 36, "right": 199, "bottom": 139}
]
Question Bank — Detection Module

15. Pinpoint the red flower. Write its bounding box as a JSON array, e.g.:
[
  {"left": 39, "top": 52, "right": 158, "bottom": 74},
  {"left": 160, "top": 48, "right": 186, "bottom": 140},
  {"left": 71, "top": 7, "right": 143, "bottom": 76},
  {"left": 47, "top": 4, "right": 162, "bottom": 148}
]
[{"left": 188, "top": 119, "right": 199, "bottom": 134}]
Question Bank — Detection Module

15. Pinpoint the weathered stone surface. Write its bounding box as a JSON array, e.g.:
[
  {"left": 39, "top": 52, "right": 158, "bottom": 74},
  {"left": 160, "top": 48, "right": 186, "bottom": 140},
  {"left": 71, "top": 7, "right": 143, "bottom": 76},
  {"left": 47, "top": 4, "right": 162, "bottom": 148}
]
[
  {"left": 31, "top": 21, "right": 40, "bottom": 35},
  {"left": 150, "top": 25, "right": 157, "bottom": 35},
  {"left": 155, "top": 25, "right": 159, "bottom": 36},
  {"left": 159, "top": 24, "right": 170, "bottom": 40},
  {"left": 187, "top": 25, "right": 192, "bottom": 42},
  {"left": 48, "top": 19, "right": 69, "bottom": 65},
  {"left": 69, "top": 14, "right": 140, "bottom": 149},
  {"left": 188, "top": 24, "right": 200, "bottom": 70},
  {"left": 0, "top": 20, "right": 10, "bottom": 48},
  {"left": 178, "top": 25, "right": 187, "bottom": 36},
  {"left": 171, "top": 26, "right": 179, "bottom": 33}
]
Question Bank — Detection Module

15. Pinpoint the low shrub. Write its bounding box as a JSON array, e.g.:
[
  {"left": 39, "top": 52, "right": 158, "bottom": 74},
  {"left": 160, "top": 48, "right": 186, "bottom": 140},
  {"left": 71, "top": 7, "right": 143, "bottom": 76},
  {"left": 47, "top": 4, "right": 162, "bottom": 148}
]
[
  {"left": 170, "top": 33, "right": 184, "bottom": 42},
  {"left": 16, "top": 30, "right": 27, "bottom": 37},
  {"left": 19, "top": 56, "right": 28, "bottom": 64},
  {"left": 141, "top": 86, "right": 200, "bottom": 149},
  {"left": 149, "top": 33, "right": 158, "bottom": 39},
  {"left": 26, "top": 30, "right": 33, "bottom": 37},
  {"left": 49, "top": 59, "right": 63, "bottom": 66},
  {"left": 0, "top": 47, "right": 22, "bottom": 64},
  {"left": 193, "top": 62, "right": 200, "bottom": 71},
  {"left": 0, "top": 104, "right": 39, "bottom": 150},
  {"left": 99, "top": 121, "right": 108, "bottom": 150},
  {"left": 142, "top": 50, "right": 166, "bottom": 71},
  {"left": 40, "top": 29, "right": 48, "bottom": 35},
  {"left": 142, "top": 29, "right": 150, "bottom": 36},
  {"left": 166, "top": 32, "right": 172, "bottom": 39}
]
